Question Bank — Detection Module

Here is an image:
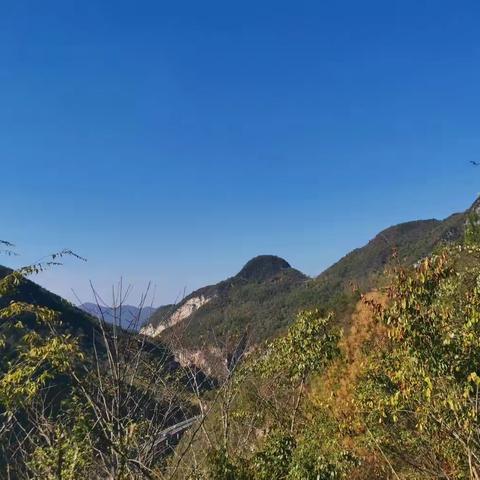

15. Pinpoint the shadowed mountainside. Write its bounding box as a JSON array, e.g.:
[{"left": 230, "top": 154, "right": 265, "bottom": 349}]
[{"left": 0, "top": 266, "right": 205, "bottom": 380}]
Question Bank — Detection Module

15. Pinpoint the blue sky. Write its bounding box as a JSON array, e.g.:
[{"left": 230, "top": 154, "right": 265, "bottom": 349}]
[{"left": 1, "top": 1, "right": 480, "bottom": 306}]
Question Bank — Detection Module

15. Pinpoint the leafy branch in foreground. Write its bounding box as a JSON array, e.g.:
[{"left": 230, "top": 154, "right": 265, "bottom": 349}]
[
  {"left": 0, "top": 247, "right": 86, "bottom": 478},
  {"left": 0, "top": 244, "right": 211, "bottom": 479},
  {"left": 170, "top": 309, "right": 345, "bottom": 479},
  {"left": 357, "top": 244, "right": 480, "bottom": 479}
]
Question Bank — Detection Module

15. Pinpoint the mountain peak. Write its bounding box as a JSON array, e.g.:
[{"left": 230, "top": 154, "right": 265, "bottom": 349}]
[
  {"left": 236, "top": 255, "right": 292, "bottom": 282},
  {"left": 468, "top": 196, "right": 480, "bottom": 215}
]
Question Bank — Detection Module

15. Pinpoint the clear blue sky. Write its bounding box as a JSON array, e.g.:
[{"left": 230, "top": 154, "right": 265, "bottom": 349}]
[{"left": 1, "top": 1, "right": 480, "bottom": 306}]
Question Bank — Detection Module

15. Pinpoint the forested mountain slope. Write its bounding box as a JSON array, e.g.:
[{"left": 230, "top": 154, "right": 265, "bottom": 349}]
[
  {"left": 0, "top": 265, "right": 198, "bottom": 376},
  {"left": 142, "top": 256, "right": 309, "bottom": 365},
  {"left": 314, "top": 212, "right": 464, "bottom": 293},
  {"left": 0, "top": 265, "right": 101, "bottom": 355},
  {"left": 142, "top": 200, "right": 473, "bottom": 373},
  {"left": 168, "top": 199, "right": 480, "bottom": 479}
]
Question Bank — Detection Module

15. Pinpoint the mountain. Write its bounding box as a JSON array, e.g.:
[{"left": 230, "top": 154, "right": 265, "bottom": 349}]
[
  {"left": 140, "top": 256, "right": 309, "bottom": 372},
  {"left": 79, "top": 302, "right": 156, "bottom": 331},
  {"left": 141, "top": 201, "right": 473, "bottom": 374},
  {"left": 0, "top": 266, "right": 198, "bottom": 378},
  {"left": 312, "top": 211, "right": 465, "bottom": 300},
  {"left": 236, "top": 255, "right": 293, "bottom": 282},
  {"left": 143, "top": 255, "right": 307, "bottom": 338},
  {"left": 0, "top": 265, "right": 216, "bottom": 476},
  {"left": 141, "top": 255, "right": 308, "bottom": 340},
  {"left": 0, "top": 265, "right": 101, "bottom": 356}
]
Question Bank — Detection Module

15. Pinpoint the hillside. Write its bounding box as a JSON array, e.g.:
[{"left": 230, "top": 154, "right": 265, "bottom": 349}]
[
  {"left": 312, "top": 211, "right": 465, "bottom": 299},
  {"left": 1, "top": 198, "right": 476, "bottom": 477},
  {"left": 170, "top": 235, "right": 480, "bottom": 479},
  {"left": 144, "top": 255, "right": 306, "bottom": 336},
  {"left": 0, "top": 265, "right": 101, "bottom": 356},
  {"left": 141, "top": 256, "right": 309, "bottom": 372},
  {"left": 0, "top": 265, "right": 213, "bottom": 478},
  {"left": 141, "top": 201, "right": 472, "bottom": 374},
  {"left": 0, "top": 265, "right": 200, "bottom": 377}
]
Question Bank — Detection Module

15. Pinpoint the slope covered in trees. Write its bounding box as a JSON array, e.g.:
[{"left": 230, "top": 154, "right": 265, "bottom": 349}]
[
  {"left": 0, "top": 253, "right": 211, "bottom": 478},
  {"left": 2, "top": 197, "right": 479, "bottom": 478},
  {"left": 142, "top": 256, "right": 310, "bottom": 374},
  {"left": 170, "top": 239, "right": 480, "bottom": 479},
  {"left": 141, "top": 201, "right": 471, "bottom": 377}
]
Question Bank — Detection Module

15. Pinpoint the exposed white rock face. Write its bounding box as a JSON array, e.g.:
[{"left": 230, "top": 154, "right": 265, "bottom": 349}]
[
  {"left": 140, "top": 295, "right": 211, "bottom": 337},
  {"left": 174, "top": 347, "right": 223, "bottom": 376},
  {"left": 140, "top": 323, "right": 161, "bottom": 337}
]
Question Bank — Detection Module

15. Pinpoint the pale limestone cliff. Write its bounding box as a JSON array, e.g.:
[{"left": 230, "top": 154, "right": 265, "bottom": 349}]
[{"left": 140, "top": 295, "right": 212, "bottom": 337}]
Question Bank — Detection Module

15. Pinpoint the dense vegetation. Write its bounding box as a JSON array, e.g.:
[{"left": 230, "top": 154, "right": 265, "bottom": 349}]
[
  {"left": 170, "top": 237, "right": 480, "bottom": 479},
  {"left": 144, "top": 205, "right": 468, "bottom": 377},
  {"left": 0, "top": 248, "right": 208, "bottom": 479},
  {"left": 160, "top": 265, "right": 311, "bottom": 352},
  {"left": 1, "top": 198, "right": 479, "bottom": 478}
]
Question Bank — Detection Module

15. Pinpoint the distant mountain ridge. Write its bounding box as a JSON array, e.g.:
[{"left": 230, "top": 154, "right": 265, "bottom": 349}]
[
  {"left": 0, "top": 264, "right": 206, "bottom": 377},
  {"left": 79, "top": 302, "right": 156, "bottom": 331},
  {"left": 141, "top": 199, "right": 474, "bottom": 374}
]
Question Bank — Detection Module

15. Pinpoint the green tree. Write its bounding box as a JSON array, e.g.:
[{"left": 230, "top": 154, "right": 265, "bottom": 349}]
[
  {"left": 465, "top": 210, "right": 480, "bottom": 245},
  {"left": 357, "top": 245, "right": 480, "bottom": 479},
  {"left": 0, "top": 245, "right": 88, "bottom": 478}
]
